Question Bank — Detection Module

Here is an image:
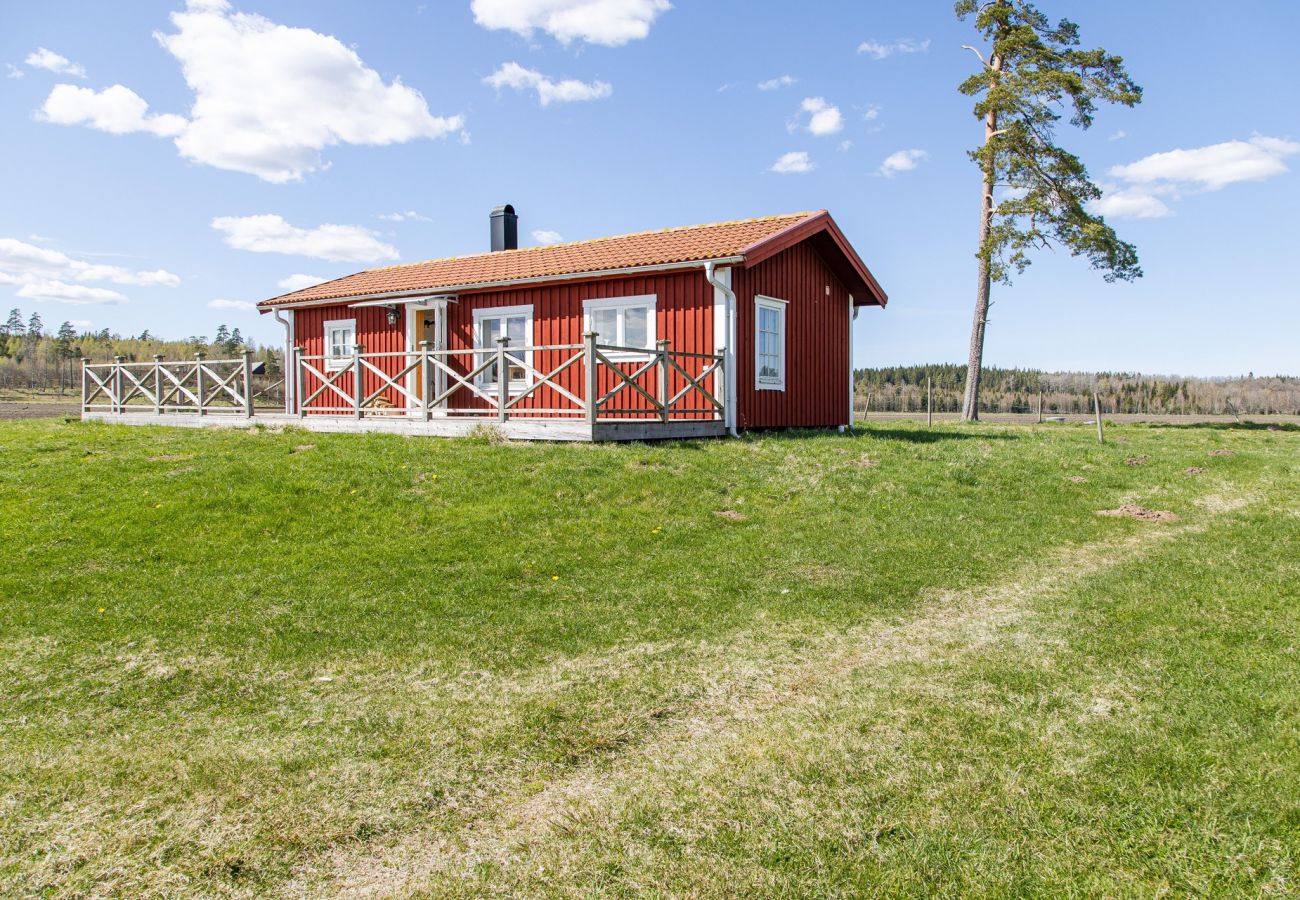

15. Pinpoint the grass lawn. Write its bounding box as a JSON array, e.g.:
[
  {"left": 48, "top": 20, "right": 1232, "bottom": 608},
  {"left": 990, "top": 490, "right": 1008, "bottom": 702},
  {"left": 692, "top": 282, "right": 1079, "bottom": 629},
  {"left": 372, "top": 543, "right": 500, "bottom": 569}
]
[{"left": 1, "top": 417, "right": 1296, "bottom": 896}]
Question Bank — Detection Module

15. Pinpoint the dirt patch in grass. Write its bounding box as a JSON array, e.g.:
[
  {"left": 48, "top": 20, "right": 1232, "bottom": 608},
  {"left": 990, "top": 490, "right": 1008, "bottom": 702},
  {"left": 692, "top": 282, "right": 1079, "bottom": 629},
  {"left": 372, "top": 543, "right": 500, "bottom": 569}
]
[
  {"left": 1184, "top": 466, "right": 1208, "bottom": 476},
  {"left": 1208, "top": 449, "right": 1235, "bottom": 457},
  {"left": 849, "top": 455, "right": 878, "bottom": 469},
  {"left": 290, "top": 444, "right": 316, "bottom": 454},
  {"left": 1066, "top": 475, "right": 1088, "bottom": 484},
  {"left": 146, "top": 453, "right": 195, "bottom": 463},
  {"left": 1097, "top": 504, "right": 1179, "bottom": 523},
  {"left": 1124, "top": 456, "right": 1148, "bottom": 467},
  {"left": 714, "top": 510, "right": 748, "bottom": 522}
]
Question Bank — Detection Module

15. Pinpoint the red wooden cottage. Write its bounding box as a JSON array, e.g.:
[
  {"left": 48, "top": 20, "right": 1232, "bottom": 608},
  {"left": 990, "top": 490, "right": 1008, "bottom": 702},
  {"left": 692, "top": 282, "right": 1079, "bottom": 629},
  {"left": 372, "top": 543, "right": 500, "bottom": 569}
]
[{"left": 249, "top": 207, "right": 886, "bottom": 441}]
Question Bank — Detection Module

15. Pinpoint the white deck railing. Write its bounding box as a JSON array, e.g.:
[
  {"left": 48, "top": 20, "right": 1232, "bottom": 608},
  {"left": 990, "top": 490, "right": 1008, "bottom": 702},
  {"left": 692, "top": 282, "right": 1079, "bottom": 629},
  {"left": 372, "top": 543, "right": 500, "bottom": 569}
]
[{"left": 83, "top": 334, "right": 725, "bottom": 427}]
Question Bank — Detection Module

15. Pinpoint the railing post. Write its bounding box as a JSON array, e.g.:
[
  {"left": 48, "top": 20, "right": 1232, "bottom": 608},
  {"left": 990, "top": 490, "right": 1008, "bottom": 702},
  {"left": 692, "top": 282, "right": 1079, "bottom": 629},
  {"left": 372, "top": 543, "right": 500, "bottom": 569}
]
[
  {"left": 584, "top": 331, "right": 599, "bottom": 428},
  {"left": 419, "top": 340, "right": 432, "bottom": 421},
  {"left": 152, "top": 354, "right": 163, "bottom": 415},
  {"left": 294, "top": 346, "right": 305, "bottom": 418},
  {"left": 657, "top": 339, "right": 670, "bottom": 424},
  {"left": 353, "top": 344, "right": 365, "bottom": 419},
  {"left": 241, "top": 349, "right": 255, "bottom": 418},
  {"left": 496, "top": 336, "right": 509, "bottom": 423},
  {"left": 194, "top": 351, "right": 206, "bottom": 416},
  {"left": 80, "top": 357, "right": 87, "bottom": 415},
  {"left": 113, "top": 356, "right": 125, "bottom": 414}
]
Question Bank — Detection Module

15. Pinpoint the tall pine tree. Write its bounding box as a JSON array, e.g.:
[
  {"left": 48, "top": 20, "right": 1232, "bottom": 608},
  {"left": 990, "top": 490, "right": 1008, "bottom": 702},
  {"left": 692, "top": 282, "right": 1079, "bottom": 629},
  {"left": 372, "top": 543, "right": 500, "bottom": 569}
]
[{"left": 955, "top": 0, "right": 1142, "bottom": 421}]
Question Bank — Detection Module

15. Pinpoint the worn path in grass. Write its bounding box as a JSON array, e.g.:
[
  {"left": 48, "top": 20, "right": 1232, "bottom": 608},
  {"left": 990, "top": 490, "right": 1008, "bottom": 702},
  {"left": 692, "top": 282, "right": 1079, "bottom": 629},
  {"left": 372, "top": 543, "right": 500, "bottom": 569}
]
[{"left": 0, "top": 419, "right": 1296, "bottom": 896}]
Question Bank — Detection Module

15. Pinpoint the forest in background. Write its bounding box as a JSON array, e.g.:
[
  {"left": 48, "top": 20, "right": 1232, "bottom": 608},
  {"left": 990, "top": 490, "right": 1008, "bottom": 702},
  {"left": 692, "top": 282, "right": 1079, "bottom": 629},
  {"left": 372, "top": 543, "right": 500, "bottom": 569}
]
[
  {"left": 856, "top": 364, "right": 1300, "bottom": 416},
  {"left": 0, "top": 308, "right": 280, "bottom": 393}
]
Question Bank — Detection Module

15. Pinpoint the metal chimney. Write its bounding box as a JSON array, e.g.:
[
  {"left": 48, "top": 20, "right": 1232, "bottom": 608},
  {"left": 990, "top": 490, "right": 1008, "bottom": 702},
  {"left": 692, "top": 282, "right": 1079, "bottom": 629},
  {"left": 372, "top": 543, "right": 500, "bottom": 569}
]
[{"left": 490, "top": 204, "right": 518, "bottom": 252}]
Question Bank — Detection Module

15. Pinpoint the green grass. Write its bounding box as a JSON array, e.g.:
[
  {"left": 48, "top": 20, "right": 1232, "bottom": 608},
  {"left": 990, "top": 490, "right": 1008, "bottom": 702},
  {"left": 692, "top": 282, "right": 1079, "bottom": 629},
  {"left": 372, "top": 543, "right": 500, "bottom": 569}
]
[{"left": 1, "top": 418, "right": 1296, "bottom": 897}]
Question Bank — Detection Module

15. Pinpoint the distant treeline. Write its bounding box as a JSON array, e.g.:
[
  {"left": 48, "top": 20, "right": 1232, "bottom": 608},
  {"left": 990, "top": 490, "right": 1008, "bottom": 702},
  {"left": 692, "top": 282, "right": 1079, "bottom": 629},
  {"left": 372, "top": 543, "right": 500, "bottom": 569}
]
[
  {"left": 0, "top": 308, "right": 280, "bottom": 392},
  {"left": 856, "top": 364, "right": 1300, "bottom": 416}
]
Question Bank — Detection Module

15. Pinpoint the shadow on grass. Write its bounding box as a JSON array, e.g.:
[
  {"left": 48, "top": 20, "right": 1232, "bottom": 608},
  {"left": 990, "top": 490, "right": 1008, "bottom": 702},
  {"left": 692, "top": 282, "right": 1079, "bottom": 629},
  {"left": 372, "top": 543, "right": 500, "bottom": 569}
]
[
  {"left": 746, "top": 426, "right": 1016, "bottom": 444},
  {"left": 1139, "top": 421, "right": 1299, "bottom": 433}
]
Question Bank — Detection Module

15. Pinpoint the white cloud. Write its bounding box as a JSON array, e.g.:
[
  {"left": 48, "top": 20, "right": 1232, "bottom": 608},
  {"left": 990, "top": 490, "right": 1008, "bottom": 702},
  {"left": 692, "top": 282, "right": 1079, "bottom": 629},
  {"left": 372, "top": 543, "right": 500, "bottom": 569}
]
[
  {"left": 1093, "top": 134, "right": 1300, "bottom": 219},
  {"left": 857, "top": 38, "right": 930, "bottom": 60},
  {"left": 471, "top": 0, "right": 670, "bottom": 46},
  {"left": 1108, "top": 135, "right": 1300, "bottom": 191},
  {"left": 69, "top": 319, "right": 94, "bottom": 329},
  {"left": 277, "top": 273, "right": 328, "bottom": 292},
  {"left": 208, "top": 298, "right": 257, "bottom": 311},
  {"left": 38, "top": 0, "right": 465, "bottom": 183},
  {"left": 863, "top": 104, "right": 881, "bottom": 121},
  {"left": 484, "top": 62, "right": 611, "bottom": 107},
  {"left": 6, "top": 63, "right": 24, "bottom": 79},
  {"left": 878, "top": 148, "right": 927, "bottom": 177},
  {"left": 1109, "top": 129, "right": 1127, "bottom": 141},
  {"left": 0, "top": 237, "right": 180, "bottom": 307},
  {"left": 211, "top": 214, "right": 399, "bottom": 262},
  {"left": 40, "top": 84, "right": 187, "bottom": 137},
  {"left": 1089, "top": 186, "right": 1172, "bottom": 219},
  {"left": 770, "top": 151, "right": 814, "bottom": 174},
  {"left": 758, "top": 75, "right": 796, "bottom": 91},
  {"left": 531, "top": 229, "right": 563, "bottom": 244},
  {"left": 799, "top": 96, "right": 844, "bottom": 136},
  {"left": 838, "top": 140, "right": 853, "bottom": 152},
  {"left": 376, "top": 210, "right": 431, "bottom": 222},
  {"left": 24, "top": 47, "right": 86, "bottom": 78}
]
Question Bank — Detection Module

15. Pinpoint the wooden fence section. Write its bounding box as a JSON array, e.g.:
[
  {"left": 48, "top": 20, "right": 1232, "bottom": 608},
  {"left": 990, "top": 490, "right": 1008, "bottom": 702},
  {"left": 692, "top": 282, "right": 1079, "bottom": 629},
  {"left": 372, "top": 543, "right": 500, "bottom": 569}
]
[{"left": 85, "top": 336, "right": 725, "bottom": 432}]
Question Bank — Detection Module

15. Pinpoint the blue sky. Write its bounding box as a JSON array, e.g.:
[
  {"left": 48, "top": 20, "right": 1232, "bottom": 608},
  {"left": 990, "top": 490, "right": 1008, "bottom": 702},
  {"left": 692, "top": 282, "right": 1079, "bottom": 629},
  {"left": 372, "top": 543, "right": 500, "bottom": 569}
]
[{"left": 2, "top": 0, "right": 1297, "bottom": 376}]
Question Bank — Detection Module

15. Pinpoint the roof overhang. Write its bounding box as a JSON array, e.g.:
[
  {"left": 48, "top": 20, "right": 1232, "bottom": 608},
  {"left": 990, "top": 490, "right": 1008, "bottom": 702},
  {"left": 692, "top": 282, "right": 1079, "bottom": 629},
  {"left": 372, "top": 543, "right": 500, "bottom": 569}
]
[{"left": 739, "top": 210, "right": 887, "bottom": 307}]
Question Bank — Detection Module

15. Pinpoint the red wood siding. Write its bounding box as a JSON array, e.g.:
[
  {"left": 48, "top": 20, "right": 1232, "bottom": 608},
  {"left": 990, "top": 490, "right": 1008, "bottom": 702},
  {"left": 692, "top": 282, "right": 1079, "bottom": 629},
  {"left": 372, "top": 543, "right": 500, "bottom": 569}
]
[
  {"left": 732, "top": 242, "right": 851, "bottom": 428},
  {"left": 295, "top": 303, "right": 408, "bottom": 412},
  {"left": 445, "top": 270, "right": 716, "bottom": 419}
]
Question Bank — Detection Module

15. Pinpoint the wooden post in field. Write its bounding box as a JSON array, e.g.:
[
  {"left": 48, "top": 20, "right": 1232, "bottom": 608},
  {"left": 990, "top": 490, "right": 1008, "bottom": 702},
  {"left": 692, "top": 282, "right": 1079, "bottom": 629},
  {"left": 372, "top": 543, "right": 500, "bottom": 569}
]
[
  {"left": 864, "top": 391, "right": 872, "bottom": 419},
  {"left": 1037, "top": 390, "right": 1043, "bottom": 424},
  {"left": 657, "top": 339, "right": 670, "bottom": 424},
  {"left": 496, "top": 336, "right": 509, "bottom": 423},
  {"left": 352, "top": 344, "right": 365, "bottom": 419},
  {"left": 926, "top": 375, "right": 933, "bottom": 428},
  {"left": 584, "top": 331, "right": 599, "bottom": 429},
  {"left": 1093, "top": 391, "right": 1104, "bottom": 444},
  {"left": 194, "top": 351, "right": 206, "bottom": 416},
  {"left": 241, "top": 349, "right": 254, "bottom": 418},
  {"left": 153, "top": 354, "right": 163, "bottom": 415},
  {"left": 418, "top": 340, "right": 431, "bottom": 421}
]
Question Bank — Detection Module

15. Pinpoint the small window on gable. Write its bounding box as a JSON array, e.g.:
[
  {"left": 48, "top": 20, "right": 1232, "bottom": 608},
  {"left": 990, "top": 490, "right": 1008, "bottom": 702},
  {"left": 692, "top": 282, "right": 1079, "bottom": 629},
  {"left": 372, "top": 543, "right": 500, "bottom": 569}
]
[
  {"left": 583, "top": 295, "right": 656, "bottom": 358},
  {"left": 754, "top": 295, "right": 787, "bottom": 391},
  {"left": 323, "top": 318, "right": 356, "bottom": 371}
]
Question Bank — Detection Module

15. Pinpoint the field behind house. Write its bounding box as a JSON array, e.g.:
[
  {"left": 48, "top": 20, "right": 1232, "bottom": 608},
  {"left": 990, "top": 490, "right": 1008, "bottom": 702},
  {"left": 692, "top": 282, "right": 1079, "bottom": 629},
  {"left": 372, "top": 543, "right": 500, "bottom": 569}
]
[{"left": 1, "top": 418, "right": 1297, "bottom": 896}]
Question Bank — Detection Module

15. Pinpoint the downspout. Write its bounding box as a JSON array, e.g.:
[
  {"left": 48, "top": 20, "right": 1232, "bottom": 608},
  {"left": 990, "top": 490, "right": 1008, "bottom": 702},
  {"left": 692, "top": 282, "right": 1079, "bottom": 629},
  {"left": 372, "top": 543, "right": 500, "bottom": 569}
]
[
  {"left": 703, "top": 260, "right": 739, "bottom": 436},
  {"left": 272, "top": 308, "right": 293, "bottom": 414}
]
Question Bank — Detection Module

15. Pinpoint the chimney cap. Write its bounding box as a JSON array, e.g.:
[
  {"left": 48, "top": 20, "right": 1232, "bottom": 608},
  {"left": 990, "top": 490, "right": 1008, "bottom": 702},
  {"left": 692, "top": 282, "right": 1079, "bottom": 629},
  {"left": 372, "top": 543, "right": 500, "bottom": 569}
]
[{"left": 491, "top": 204, "right": 516, "bottom": 217}]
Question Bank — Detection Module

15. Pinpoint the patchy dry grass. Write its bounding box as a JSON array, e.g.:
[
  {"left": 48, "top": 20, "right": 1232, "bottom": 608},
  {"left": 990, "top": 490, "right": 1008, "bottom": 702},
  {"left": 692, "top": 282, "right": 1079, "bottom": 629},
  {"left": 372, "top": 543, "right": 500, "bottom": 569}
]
[{"left": 0, "top": 418, "right": 1296, "bottom": 896}]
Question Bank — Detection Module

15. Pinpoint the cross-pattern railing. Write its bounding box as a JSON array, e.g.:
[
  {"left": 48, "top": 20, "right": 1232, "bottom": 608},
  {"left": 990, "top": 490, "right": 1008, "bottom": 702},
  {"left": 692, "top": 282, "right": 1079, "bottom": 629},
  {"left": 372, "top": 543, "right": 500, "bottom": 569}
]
[
  {"left": 82, "top": 352, "right": 268, "bottom": 417},
  {"left": 292, "top": 333, "right": 725, "bottom": 424}
]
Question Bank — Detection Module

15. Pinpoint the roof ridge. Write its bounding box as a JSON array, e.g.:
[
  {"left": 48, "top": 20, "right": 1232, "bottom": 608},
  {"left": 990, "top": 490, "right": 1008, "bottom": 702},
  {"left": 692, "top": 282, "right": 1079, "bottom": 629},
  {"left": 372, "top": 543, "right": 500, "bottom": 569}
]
[{"left": 368, "top": 211, "right": 816, "bottom": 274}]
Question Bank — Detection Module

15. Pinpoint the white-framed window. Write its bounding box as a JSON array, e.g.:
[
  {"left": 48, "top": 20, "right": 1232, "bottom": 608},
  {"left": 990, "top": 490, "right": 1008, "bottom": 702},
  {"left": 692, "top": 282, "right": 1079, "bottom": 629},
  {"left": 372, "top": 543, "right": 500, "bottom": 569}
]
[
  {"left": 583, "top": 294, "right": 656, "bottom": 359},
  {"left": 754, "top": 295, "right": 787, "bottom": 391},
  {"left": 473, "top": 304, "right": 533, "bottom": 393},
  {"left": 323, "top": 318, "right": 356, "bottom": 371}
]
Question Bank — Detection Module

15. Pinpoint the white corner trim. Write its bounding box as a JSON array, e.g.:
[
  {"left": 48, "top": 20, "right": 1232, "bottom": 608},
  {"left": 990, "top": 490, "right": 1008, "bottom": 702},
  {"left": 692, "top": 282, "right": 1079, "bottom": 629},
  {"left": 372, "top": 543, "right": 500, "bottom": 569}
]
[{"left": 754, "top": 294, "right": 788, "bottom": 392}]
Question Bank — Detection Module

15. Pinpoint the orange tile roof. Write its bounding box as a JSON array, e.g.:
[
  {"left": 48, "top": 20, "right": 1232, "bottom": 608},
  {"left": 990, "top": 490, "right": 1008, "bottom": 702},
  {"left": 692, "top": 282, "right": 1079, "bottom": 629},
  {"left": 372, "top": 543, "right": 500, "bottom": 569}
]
[{"left": 258, "top": 212, "right": 819, "bottom": 308}]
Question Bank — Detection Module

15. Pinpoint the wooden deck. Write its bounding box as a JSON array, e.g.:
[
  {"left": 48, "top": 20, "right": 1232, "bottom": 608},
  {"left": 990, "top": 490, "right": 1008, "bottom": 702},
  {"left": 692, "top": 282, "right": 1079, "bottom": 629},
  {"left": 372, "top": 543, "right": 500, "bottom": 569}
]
[{"left": 80, "top": 410, "right": 725, "bottom": 442}]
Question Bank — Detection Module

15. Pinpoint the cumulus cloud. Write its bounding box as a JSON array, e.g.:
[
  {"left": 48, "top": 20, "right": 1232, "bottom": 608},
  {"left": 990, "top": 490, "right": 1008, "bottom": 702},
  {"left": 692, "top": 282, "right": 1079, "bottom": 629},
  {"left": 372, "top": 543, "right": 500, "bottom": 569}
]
[
  {"left": 770, "top": 151, "right": 814, "bottom": 174},
  {"left": 208, "top": 298, "right": 257, "bottom": 311},
  {"left": 531, "top": 229, "right": 563, "bottom": 244},
  {"left": 878, "top": 148, "right": 927, "bottom": 177},
  {"left": 1093, "top": 134, "right": 1300, "bottom": 219},
  {"left": 471, "top": 0, "right": 670, "bottom": 46},
  {"left": 6, "top": 63, "right": 25, "bottom": 79},
  {"left": 857, "top": 38, "right": 930, "bottom": 60},
  {"left": 1109, "top": 129, "right": 1127, "bottom": 141},
  {"left": 800, "top": 97, "right": 844, "bottom": 136},
  {"left": 40, "top": 84, "right": 187, "bottom": 136},
  {"left": 277, "top": 273, "right": 328, "bottom": 292},
  {"left": 0, "top": 237, "right": 180, "bottom": 305},
  {"left": 24, "top": 47, "right": 86, "bottom": 78},
  {"left": 863, "top": 104, "right": 881, "bottom": 121},
  {"left": 211, "top": 215, "right": 399, "bottom": 262},
  {"left": 37, "top": 0, "right": 465, "bottom": 183},
  {"left": 758, "top": 74, "right": 796, "bottom": 91},
  {"left": 376, "top": 210, "right": 431, "bottom": 222},
  {"left": 484, "top": 62, "right": 611, "bottom": 107}
]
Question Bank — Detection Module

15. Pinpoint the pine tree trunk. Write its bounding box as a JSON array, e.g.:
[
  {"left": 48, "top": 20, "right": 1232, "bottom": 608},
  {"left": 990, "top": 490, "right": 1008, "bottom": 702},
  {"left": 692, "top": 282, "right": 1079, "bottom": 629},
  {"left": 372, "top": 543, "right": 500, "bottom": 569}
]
[{"left": 962, "top": 54, "right": 1002, "bottom": 423}]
